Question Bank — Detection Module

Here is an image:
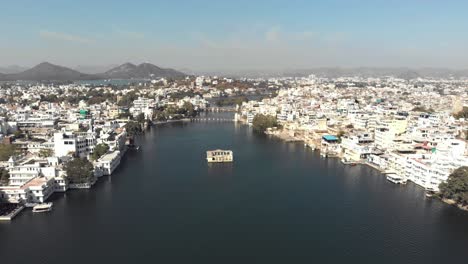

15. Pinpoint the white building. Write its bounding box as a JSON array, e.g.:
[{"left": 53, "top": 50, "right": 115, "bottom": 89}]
[
  {"left": 54, "top": 131, "right": 96, "bottom": 158},
  {"left": 97, "top": 151, "right": 121, "bottom": 175}
]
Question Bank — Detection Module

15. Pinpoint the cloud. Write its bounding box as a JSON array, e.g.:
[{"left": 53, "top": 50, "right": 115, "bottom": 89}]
[{"left": 39, "top": 30, "right": 94, "bottom": 44}]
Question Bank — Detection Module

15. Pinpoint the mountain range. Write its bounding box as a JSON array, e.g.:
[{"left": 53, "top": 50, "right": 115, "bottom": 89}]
[
  {"left": 0, "top": 62, "right": 186, "bottom": 81},
  {"left": 197, "top": 67, "right": 468, "bottom": 79},
  {"left": 2, "top": 63, "right": 468, "bottom": 81},
  {"left": 103, "top": 62, "right": 185, "bottom": 79}
]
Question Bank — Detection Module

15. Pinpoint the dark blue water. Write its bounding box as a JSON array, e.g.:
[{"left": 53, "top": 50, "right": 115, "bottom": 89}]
[{"left": 1, "top": 119, "right": 468, "bottom": 264}]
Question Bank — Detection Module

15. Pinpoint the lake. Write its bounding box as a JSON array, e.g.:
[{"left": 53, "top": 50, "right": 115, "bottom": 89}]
[{"left": 1, "top": 115, "right": 468, "bottom": 264}]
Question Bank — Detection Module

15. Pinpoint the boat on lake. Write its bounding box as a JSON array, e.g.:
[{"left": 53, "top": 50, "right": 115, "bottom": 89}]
[
  {"left": 32, "top": 203, "right": 53, "bottom": 213},
  {"left": 341, "top": 158, "right": 357, "bottom": 165},
  {"left": 386, "top": 174, "right": 407, "bottom": 184},
  {"left": 425, "top": 189, "right": 437, "bottom": 198}
]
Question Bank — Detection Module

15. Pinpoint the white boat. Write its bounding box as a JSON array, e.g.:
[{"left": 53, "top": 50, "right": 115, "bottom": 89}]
[
  {"left": 32, "top": 203, "right": 53, "bottom": 213},
  {"left": 386, "top": 174, "right": 407, "bottom": 184},
  {"left": 425, "top": 188, "right": 436, "bottom": 198},
  {"left": 341, "top": 158, "right": 357, "bottom": 165}
]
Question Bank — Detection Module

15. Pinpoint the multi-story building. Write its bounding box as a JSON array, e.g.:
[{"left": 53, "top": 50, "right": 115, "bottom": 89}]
[{"left": 54, "top": 131, "right": 96, "bottom": 158}]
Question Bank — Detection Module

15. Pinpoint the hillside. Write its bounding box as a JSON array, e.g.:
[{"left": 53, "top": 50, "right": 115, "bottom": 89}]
[
  {"left": 0, "top": 62, "right": 97, "bottom": 81},
  {"left": 102, "top": 62, "right": 186, "bottom": 79}
]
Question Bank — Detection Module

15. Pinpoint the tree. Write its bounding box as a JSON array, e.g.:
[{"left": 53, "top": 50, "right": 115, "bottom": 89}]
[
  {"left": 0, "top": 167, "right": 9, "bottom": 185},
  {"left": 125, "top": 121, "right": 142, "bottom": 137},
  {"left": 0, "top": 144, "right": 17, "bottom": 161},
  {"left": 252, "top": 114, "right": 278, "bottom": 134},
  {"left": 181, "top": 102, "right": 197, "bottom": 117},
  {"left": 216, "top": 97, "right": 248, "bottom": 107},
  {"left": 13, "top": 130, "right": 23, "bottom": 138},
  {"left": 38, "top": 149, "right": 53, "bottom": 158},
  {"left": 136, "top": 113, "right": 146, "bottom": 124},
  {"left": 438, "top": 167, "right": 468, "bottom": 206},
  {"left": 79, "top": 125, "right": 89, "bottom": 132},
  {"left": 94, "top": 128, "right": 102, "bottom": 138},
  {"left": 412, "top": 106, "right": 434, "bottom": 113},
  {"left": 65, "top": 158, "right": 94, "bottom": 184},
  {"left": 118, "top": 92, "right": 138, "bottom": 107},
  {"left": 337, "top": 130, "right": 346, "bottom": 143},
  {"left": 453, "top": 107, "right": 468, "bottom": 119},
  {"left": 91, "top": 143, "right": 109, "bottom": 161},
  {"left": 118, "top": 112, "right": 132, "bottom": 119}
]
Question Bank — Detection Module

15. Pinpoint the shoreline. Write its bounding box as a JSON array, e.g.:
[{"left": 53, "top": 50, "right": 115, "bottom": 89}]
[
  {"left": 260, "top": 126, "right": 468, "bottom": 213},
  {"left": 441, "top": 198, "right": 468, "bottom": 212}
]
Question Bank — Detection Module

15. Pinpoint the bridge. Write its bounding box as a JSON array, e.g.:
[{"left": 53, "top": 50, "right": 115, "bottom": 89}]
[
  {"left": 205, "top": 107, "right": 237, "bottom": 112},
  {"left": 190, "top": 117, "right": 235, "bottom": 122}
]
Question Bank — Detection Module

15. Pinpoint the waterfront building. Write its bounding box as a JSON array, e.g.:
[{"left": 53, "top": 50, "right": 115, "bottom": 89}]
[
  {"left": 321, "top": 135, "right": 340, "bottom": 156},
  {"left": 54, "top": 131, "right": 96, "bottom": 158},
  {"left": 0, "top": 177, "right": 56, "bottom": 204},
  {"left": 97, "top": 151, "right": 121, "bottom": 175},
  {"left": 340, "top": 133, "right": 374, "bottom": 161},
  {"left": 131, "top": 97, "right": 155, "bottom": 119},
  {"left": 206, "top": 150, "right": 233, "bottom": 163}
]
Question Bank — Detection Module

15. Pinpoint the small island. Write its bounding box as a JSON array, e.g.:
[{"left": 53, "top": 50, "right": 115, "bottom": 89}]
[{"left": 206, "top": 150, "right": 233, "bottom": 163}]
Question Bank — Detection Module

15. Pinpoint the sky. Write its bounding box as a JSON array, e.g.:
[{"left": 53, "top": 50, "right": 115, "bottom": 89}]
[{"left": 0, "top": 0, "right": 468, "bottom": 71}]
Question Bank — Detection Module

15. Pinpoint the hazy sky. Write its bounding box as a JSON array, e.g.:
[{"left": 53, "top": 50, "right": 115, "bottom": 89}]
[{"left": 1, "top": 0, "right": 467, "bottom": 70}]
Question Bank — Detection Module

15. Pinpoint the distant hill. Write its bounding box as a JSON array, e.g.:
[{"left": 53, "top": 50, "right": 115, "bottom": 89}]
[
  {"left": 0, "top": 65, "right": 28, "bottom": 74},
  {"left": 74, "top": 64, "right": 118, "bottom": 74},
  {"left": 102, "top": 62, "right": 186, "bottom": 79},
  {"left": 0, "top": 62, "right": 186, "bottom": 81},
  {"left": 0, "top": 62, "right": 97, "bottom": 81},
  {"left": 209, "top": 67, "right": 468, "bottom": 79}
]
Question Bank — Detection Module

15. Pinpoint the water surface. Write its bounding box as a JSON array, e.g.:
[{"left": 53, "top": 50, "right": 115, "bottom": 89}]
[{"left": 1, "top": 117, "right": 468, "bottom": 264}]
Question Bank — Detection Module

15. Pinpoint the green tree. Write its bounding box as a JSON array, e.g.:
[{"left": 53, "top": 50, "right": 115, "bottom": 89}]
[
  {"left": 0, "top": 167, "right": 9, "bottom": 185},
  {"left": 91, "top": 143, "right": 109, "bottom": 161},
  {"left": 125, "top": 121, "right": 142, "bottom": 137},
  {"left": 118, "top": 92, "right": 138, "bottom": 107},
  {"left": 0, "top": 144, "right": 17, "bottom": 161},
  {"left": 118, "top": 112, "right": 132, "bottom": 119},
  {"left": 438, "top": 166, "right": 468, "bottom": 206},
  {"left": 154, "top": 110, "right": 167, "bottom": 121},
  {"left": 216, "top": 97, "right": 248, "bottom": 107},
  {"left": 38, "top": 149, "right": 53, "bottom": 158},
  {"left": 252, "top": 114, "right": 278, "bottom": 134},
  {"left": 65, "top": 158, "right": 94, "bottom": 184},
  {"left": 13, "top": 130, "right": 23, "bottom": 138},
  {"left": 182, "top": 102, "right": 197, "bottom": 117},
  {"left": 94, "top": 128, "right": 102, "bottom": 138},
  {"left": 136, "top": 113, "right": 146, "bottom": 124}
]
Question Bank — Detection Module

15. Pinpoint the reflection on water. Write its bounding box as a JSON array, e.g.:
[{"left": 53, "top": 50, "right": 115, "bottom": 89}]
[{"left": 207, "top": 162, "right": 234, "bottom": 177}]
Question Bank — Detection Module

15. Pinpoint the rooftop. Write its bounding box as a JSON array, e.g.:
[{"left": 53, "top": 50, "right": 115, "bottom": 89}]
[{"left": 322, "top": 135, "right": 339, "bottom": 141}]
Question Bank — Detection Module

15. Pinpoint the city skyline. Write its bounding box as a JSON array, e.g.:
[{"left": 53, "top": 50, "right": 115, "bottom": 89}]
[{"left": 1, "top": 0, "right": 468, "bottom": 70}]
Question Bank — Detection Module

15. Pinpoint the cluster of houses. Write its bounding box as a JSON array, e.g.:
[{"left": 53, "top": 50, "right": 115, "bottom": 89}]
[
  {"left": 0, "top": 81, "right": 209, "bottom": 206},
  {"left": 0, "top": 116, "right": 127, "bottom": 204},
  {"left": 239, "top": 75, "right": 468, "bottom": 192}
]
